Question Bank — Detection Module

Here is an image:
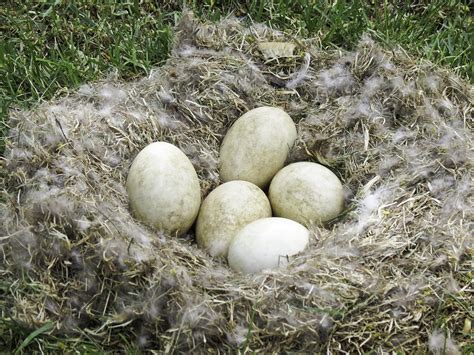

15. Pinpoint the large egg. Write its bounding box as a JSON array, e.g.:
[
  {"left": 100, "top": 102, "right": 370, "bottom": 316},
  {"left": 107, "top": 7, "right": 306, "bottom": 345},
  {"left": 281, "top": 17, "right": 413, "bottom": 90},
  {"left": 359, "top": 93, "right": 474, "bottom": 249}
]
[
  {"left": 227, "top": 217, "right": 309, "bottom": 274},
  {"left": 269, "top": 162, "right": 344, "bottom": 225},
  {"left": 219, "top": 106, "right": 297, "bottom": 188},
  {"left": 126, "top": 142, "right": 201, "bottom": 236},
  {"left": 196, "top": 181, "right": 271, "bottom": 257}
]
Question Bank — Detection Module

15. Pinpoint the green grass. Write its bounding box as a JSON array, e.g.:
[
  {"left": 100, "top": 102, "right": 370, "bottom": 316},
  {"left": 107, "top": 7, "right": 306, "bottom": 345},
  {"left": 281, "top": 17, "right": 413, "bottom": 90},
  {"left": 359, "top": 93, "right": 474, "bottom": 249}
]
[
  {"left": 0, "top": 1, "right": 175, "bottom": 148},
  {"left": 0, "top": 0, "right": 472, "bottom": 148},
  {"left": 0, "top": 0, "right": 472, "bottom": 352}
]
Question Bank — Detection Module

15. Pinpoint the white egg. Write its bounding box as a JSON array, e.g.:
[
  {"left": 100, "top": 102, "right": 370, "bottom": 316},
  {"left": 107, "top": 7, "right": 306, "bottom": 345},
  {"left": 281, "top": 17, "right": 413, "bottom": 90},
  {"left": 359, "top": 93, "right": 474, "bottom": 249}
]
[
  {"left": 126, "top": 142, "right": 201, "bottom": 236},
  {"left": 196, "top": 181, "right": 271, "bottom": 257},
  {"left": 219, "top": 106, "right": 297, "bottom": 188},
  {"left": 269, "top": 162, "right": 344, "bottom": 225},
  {"left": 227, "top": 217, "right": 309, "bottom": 274}
]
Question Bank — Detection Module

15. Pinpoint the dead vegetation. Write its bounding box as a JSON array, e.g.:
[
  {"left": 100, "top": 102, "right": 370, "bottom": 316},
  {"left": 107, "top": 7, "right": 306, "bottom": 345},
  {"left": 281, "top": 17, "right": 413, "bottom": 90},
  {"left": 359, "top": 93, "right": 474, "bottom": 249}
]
[{"left": 1, "top": 12, "right": 472, "bottom": 353}]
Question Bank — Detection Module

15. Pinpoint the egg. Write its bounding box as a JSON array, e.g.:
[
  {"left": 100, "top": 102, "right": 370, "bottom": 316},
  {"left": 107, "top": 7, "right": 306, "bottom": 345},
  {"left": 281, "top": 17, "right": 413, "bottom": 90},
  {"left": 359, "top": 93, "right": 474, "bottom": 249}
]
[
  {"left": 126, "top": 142, "right": 201, "bottom": 236},
  {"left": 219, "top": 106, "right": 297, "bottom": 188},
  {"left": 196, "top": 181, "right": 271, "bottom": 257},
  {"left": 269, "top": 162, "right": 344, "bottom": 226},
  {"left": 227, "top": 217, "right": 309, "bottom": 274}
]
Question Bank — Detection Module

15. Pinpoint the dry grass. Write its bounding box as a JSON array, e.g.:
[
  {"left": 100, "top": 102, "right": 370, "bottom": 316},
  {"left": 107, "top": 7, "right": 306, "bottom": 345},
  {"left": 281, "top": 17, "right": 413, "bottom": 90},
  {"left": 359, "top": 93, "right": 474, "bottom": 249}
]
[{"left": 1, "top": 12, "right": 472, "bottom": 353}]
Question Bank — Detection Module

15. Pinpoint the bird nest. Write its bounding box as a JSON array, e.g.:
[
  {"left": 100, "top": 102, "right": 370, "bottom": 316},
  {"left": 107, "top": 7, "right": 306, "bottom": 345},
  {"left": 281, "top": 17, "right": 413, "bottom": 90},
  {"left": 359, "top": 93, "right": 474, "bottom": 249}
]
[{"left": 1, "top": 12, "right": 472, "bottom": 353}]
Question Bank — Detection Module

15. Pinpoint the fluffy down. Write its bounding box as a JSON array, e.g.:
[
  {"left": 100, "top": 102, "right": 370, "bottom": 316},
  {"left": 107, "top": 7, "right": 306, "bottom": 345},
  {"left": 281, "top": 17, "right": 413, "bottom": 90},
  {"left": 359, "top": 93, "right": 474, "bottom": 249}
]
[{"left": 0, "top": 11, "right": 472, "bottom": 354}]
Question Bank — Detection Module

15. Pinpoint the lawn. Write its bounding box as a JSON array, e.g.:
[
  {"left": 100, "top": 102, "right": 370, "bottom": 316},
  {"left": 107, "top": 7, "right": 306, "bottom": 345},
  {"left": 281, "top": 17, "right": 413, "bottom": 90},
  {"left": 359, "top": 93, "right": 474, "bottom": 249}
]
[
  {"left": 1, "top": 1, "right": 472, "bottom": 150},
  {"left": 0, "top": 0, "right": 472, "bottom": 352}
]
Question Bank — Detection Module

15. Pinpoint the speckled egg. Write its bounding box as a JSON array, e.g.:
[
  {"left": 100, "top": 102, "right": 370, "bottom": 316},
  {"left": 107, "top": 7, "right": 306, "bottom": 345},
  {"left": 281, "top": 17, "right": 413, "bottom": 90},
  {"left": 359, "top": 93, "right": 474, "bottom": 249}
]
[
  {"left": 196, "top": 181, "right": 271, "bottom": 257},
  {"left": 269, "top": 162, "right": 344, "bottom": 225},
  {"left": 126, "top": 142, "right": 201, "bottom": 236},
  {"left": 219, "top": 106, "right": 297, "bottom": 188}
]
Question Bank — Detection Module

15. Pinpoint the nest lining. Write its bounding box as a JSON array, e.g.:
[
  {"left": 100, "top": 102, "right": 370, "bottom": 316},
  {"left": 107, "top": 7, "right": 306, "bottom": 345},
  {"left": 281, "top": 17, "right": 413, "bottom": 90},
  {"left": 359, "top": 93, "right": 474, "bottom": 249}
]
[{"left": 1, "top": 12, "right": 472, "bottom": 353}]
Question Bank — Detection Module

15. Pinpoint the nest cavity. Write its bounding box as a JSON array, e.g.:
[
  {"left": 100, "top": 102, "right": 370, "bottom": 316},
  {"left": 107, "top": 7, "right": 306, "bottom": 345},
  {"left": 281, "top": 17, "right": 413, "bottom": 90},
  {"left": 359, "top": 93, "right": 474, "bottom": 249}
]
[{"left": 1, "top": 13, "right": 472, "bottom": 353}]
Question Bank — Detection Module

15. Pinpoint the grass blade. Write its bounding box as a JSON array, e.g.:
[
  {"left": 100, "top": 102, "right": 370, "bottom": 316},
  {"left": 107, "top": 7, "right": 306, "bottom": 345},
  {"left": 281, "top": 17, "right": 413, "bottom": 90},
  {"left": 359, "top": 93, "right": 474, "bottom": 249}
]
[{"left": 14, "top": 322, "right": 54, "bottom": 354}]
